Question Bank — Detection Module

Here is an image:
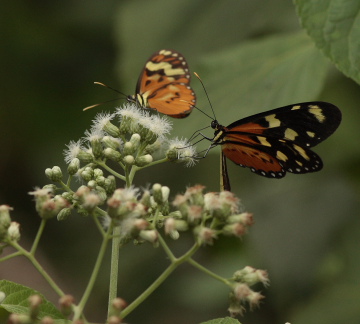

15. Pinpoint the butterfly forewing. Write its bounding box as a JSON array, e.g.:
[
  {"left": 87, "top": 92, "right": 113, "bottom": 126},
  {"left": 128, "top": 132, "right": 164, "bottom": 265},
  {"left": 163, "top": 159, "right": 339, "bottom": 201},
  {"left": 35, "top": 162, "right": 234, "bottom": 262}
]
[
  {"left": 133, "top": 49, "right": 196, "bottom": 118},
  {"left": 226, "top": 102, "right": 341, "bottom": 147},
  {"left": 218, "top": 102, "right": 341, "bottom": 178}
]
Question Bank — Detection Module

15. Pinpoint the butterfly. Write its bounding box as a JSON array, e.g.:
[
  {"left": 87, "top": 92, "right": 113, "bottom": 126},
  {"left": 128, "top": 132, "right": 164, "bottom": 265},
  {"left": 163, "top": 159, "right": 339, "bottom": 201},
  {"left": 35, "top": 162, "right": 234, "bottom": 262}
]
[
  {"left": 197, "top": 102, "right": 342, "bottom": 190},
  {"left": 84, "top": 49, "right": 196, "bottom": 118}
]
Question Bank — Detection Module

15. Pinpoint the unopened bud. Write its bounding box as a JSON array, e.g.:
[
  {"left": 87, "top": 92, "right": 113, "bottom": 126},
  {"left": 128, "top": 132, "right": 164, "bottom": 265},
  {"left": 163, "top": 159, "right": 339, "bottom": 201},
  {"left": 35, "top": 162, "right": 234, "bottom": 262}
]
[
  {"left": 129, "top": 133, "right": 141, "bottom": 150},
  {"left": 104, "top": 176, "right": 116, "bottom": 195},
  {"left": 123, "top": 142, "right": 134, "bottom": 155},
  {"left": 29, "top": 294, "right": 42, "bottom": 319},
  {"left": 7, "top": 222, "right": 20, "bottom": 241},
  {"left": 139, "top": 229, "right": 158, "bottom": 243},
  {"left": 59, "top": 294, "right": 74, "bottom": 317},
  {"left": 195, "top": 226, "right": 217, "bottom": 245},
  {"left": 161, "top": 186, "right": 170, "bottom": 202},
  {"left": 45, "top": 168, "right": 53, "bottom": 180},
  {"left": 0, "top": 205, "right": 12, "bottom": 239},
  {"left": 87, "top": 180, "right": 97, "bottom": 188},
  {"left": 90, "top": 137, "right": 103, "bottom": 159},
  {"left": 95, "top": 175, "right": 105, "bottom": 186},
  {"left": 152, "top": 183, "right": 163, "bottom": 204},
  {"left": 111, "top": 297, "right": 127, "bottom": 312},
  {"left": 103, "top": 121, "right": 121, "bottom": 137},
  {"left": 223, "top": 223, "right": 246, "bottom": 237},
  {"left": 104, "top": 148, "right": 122, "bottom": 162},
  {"left": 95, "top": 186, "right": 107, "bottom": 203},
  {"left": 135, "top": 154, "right": 153, "bottom": 167},
  {"left": 93, "top": 168, "right": 103, "bottom": 178},
  {"left": 67, "top": 158, "right": 80, "bottom": 175},
  {"left": 52, "top": 166, "right": 62, "bottom": 182},
  {"left": 82, "top": 193, "right": 101, "bottom": 211},
  {"left": 57, "top": 207, "right": 72, "bottom": 221},
  {"left": 102, "top": 136, "right": 121, "bottom": 150},
  {"left": 77, "top": 150, "right": 94, "bottom": 163},
  {"left": 61, "top": 192, "right": 73, "bottom": 201},
  {"left": 81, "top": 170, "right": 93, "bottom": 182},
  {"left": 228, "top": 212, "right": 254, "bottom": 226},
  {"left": 144, "top": 139, "right": 162, "bottom": 154},
  {"left": 123, "top": 155, "right": 134, "bottom": 166},
  {"left": 166, "top": 147, "right": 178, "bottom": 161}
]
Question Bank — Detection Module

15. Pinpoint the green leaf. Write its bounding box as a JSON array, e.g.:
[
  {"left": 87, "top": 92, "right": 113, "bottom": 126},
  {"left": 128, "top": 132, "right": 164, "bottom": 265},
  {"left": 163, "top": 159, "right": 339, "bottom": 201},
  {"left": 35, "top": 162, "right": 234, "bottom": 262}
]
[
  {"left": 200, "top": 317, "right": 241, "bottom": 324},
  {"left": 189, "top": 32, "right": 329, "bottom": 130},
  {"left": 0, "top": 280, "right": 67, "bottom": 323},
  {"left": 295, "top": 0, "right": 360, "bottom": 85}
]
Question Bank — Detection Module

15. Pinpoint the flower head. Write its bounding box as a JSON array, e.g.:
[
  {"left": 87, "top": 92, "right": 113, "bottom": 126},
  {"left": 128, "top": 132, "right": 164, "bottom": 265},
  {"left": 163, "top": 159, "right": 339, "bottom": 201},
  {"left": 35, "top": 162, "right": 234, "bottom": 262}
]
[
  {"left": 166, "top": 137, "right": 197, "bottom": 167},
  {"left": 91, "top": 112, "right": 116, "bottom": 133},
  {"left": 64, "top": 140, "right": 84, "bottom": 164}
]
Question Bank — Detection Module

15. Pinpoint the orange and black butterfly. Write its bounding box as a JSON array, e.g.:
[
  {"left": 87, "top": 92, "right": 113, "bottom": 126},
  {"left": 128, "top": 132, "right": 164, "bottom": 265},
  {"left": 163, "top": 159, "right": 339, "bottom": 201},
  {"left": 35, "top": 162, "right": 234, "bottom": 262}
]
[
  {"left": 197, "top": 102, "right": 341, "bottom": 190},
  {"left": 85, "top": 49, "right": 196, "bottom": 118}
]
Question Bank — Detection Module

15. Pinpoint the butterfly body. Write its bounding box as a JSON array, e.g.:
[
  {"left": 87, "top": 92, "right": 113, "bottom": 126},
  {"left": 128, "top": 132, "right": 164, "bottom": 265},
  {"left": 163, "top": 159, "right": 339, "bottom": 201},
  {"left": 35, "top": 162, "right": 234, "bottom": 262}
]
[
  {"left": 128, "top": 49, "right": 196, "bottom": 118},
  {"left": 208, "top": 102, "right": 341, "bottom": 178}
]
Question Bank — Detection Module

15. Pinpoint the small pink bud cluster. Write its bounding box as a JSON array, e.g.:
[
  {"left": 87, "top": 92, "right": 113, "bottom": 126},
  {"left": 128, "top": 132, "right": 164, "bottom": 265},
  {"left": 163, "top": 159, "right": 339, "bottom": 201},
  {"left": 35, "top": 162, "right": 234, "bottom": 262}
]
[
  {"left": 170, "top": 186, "right": 253, "bottom": 244},
  {"left": 106, "top": 185, "right": 172, "bottom": 245},
  {"left": 228, "top": 266, "right": 269, "bottom": 316},
  {"left": 28, "top": 188, "right": 70, "bottom": 220}
]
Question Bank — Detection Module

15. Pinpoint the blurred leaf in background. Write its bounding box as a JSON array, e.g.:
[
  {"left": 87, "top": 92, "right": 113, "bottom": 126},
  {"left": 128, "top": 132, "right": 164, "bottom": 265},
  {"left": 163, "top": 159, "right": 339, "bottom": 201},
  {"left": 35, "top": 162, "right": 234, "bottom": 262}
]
[{"left": 1, "top": 0, "right": 359, "bottom": 323}]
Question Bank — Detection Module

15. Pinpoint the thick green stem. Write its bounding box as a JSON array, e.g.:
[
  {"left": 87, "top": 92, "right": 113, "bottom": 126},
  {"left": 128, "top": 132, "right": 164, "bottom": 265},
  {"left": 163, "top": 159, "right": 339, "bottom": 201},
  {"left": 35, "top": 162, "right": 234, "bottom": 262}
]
[
  {"left": 9, "top": 241, "right": 65, "bottom": 297},
  {"left": 107, "top": 225, "right": 122, "bottom": 317},
  {"left": 73, "top": 224, "right": 113, "bottom": 320}
]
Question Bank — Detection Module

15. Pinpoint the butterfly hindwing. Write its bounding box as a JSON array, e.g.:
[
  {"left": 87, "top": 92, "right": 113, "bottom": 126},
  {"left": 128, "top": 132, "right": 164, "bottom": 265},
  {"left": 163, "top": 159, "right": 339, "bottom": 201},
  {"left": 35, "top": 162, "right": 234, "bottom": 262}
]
[
  {"left": 132, "top": 49, "right": 196, "bottom": 118},
  {"left": 218, "top": 102, "right": 341, "bottom": 178}
]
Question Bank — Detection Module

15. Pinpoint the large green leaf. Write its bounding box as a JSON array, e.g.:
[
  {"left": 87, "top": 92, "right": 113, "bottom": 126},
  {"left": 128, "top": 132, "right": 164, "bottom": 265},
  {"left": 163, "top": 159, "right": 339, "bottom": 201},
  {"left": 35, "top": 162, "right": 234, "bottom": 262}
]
[
  {"left": 0, "top": 280, "right": 67, "bottom": 323},
  {"left": 295, "top": 0, "right": 360, "bottom": 85},
  {"left": 200, "top": 317, "right": 241, "bottom": 324},
  {"left": 177, "top": 31, "right": 330, "bottom": 136}
]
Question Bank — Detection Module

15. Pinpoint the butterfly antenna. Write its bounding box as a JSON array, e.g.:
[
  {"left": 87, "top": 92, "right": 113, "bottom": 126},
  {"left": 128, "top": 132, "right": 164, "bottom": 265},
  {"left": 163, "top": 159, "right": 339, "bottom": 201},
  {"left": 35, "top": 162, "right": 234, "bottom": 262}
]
[
  {"left": 83, "top": 82, "right": 128, "bottom": 111},
  {"left": 194, "top": 72, "right": 217, "bottom": 120},
  {"left": 180, "top": 100, "right": 214, "bottom": 120}
]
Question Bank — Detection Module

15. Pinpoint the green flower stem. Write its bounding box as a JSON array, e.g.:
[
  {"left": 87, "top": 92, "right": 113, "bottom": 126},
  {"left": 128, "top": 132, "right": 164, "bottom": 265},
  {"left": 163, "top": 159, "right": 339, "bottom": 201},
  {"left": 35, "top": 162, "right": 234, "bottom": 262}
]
[
  {"left": 66, "top": 175, "right": 73, "bottom": 187},
  {"left": 8, "top": 240, "right": 65, "bottom": 297},
  {"left": 92, "top": 213, "right": 106, "bottom": 237},
  {"left": 96, "top": 160, "right": 126, "bottom": 181},
  {"left": 0, "top": 250, "right": 22, "bottom": 262},
  {"left": 120, "top": 242, "right": 200, "bottom": 319},
  {"left": 74, "top": 223, "right": 113, "bottom": 320},
  {"left": 158, "top": 233, "right": 176, "bottom": 262},
  {"left": 136, "top": 157, "right": 169, "bottom": 170},
  {"left": 107, "top": 225, "right": 121, "bottom": 317},
  {"left": 30, "top": 219, "right": 47, "bottom": 255},
  {"left": 187, "top": 258, "right": 232, "bottom": 287},
  {"left": 128, "top": 157, "right": 169, "bottom": 184},
  {"left": 59, "top": 181, "right": 74, "bottom": 193}
]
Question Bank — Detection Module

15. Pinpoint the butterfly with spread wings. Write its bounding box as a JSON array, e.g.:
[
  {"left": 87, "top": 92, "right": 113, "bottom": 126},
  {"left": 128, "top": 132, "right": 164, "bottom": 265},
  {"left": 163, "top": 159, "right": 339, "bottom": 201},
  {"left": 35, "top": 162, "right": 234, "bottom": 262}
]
[
  {"left": 85, "top": 49, "right": 196, "bottom": 118},
  {"left": 198, "top": 102, "right": 341, "bottom": 190}
]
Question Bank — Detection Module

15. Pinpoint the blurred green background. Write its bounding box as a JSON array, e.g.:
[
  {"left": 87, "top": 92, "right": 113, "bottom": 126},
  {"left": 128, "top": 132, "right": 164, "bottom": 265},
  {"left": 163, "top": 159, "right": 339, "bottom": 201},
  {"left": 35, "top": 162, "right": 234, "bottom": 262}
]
[{"left": 1, "top": 1, "right": 359, "bottom": 323}]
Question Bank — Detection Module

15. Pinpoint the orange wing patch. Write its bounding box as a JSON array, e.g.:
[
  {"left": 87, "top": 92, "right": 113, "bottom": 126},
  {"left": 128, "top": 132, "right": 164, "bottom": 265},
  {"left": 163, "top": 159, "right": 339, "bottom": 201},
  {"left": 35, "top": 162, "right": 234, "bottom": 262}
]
[
  {"left": 147, "top": 83, "right": 195, "bottom": 118},
  {"left": 222, "top": 142, "right": 285, "bottom": 177},
  {"left": 133, "top": 49, "right": 196, "bottom": 118}
]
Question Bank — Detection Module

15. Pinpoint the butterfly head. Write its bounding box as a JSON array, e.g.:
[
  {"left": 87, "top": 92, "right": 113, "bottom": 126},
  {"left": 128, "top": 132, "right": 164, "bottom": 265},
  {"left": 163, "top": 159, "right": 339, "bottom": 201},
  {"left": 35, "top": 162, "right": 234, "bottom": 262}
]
[
  {"left": 127, "top": 94, "right": 149, "bottom": 109},
  {"left": 211, "top": 120, "right": 220, "bottom": 130}
]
